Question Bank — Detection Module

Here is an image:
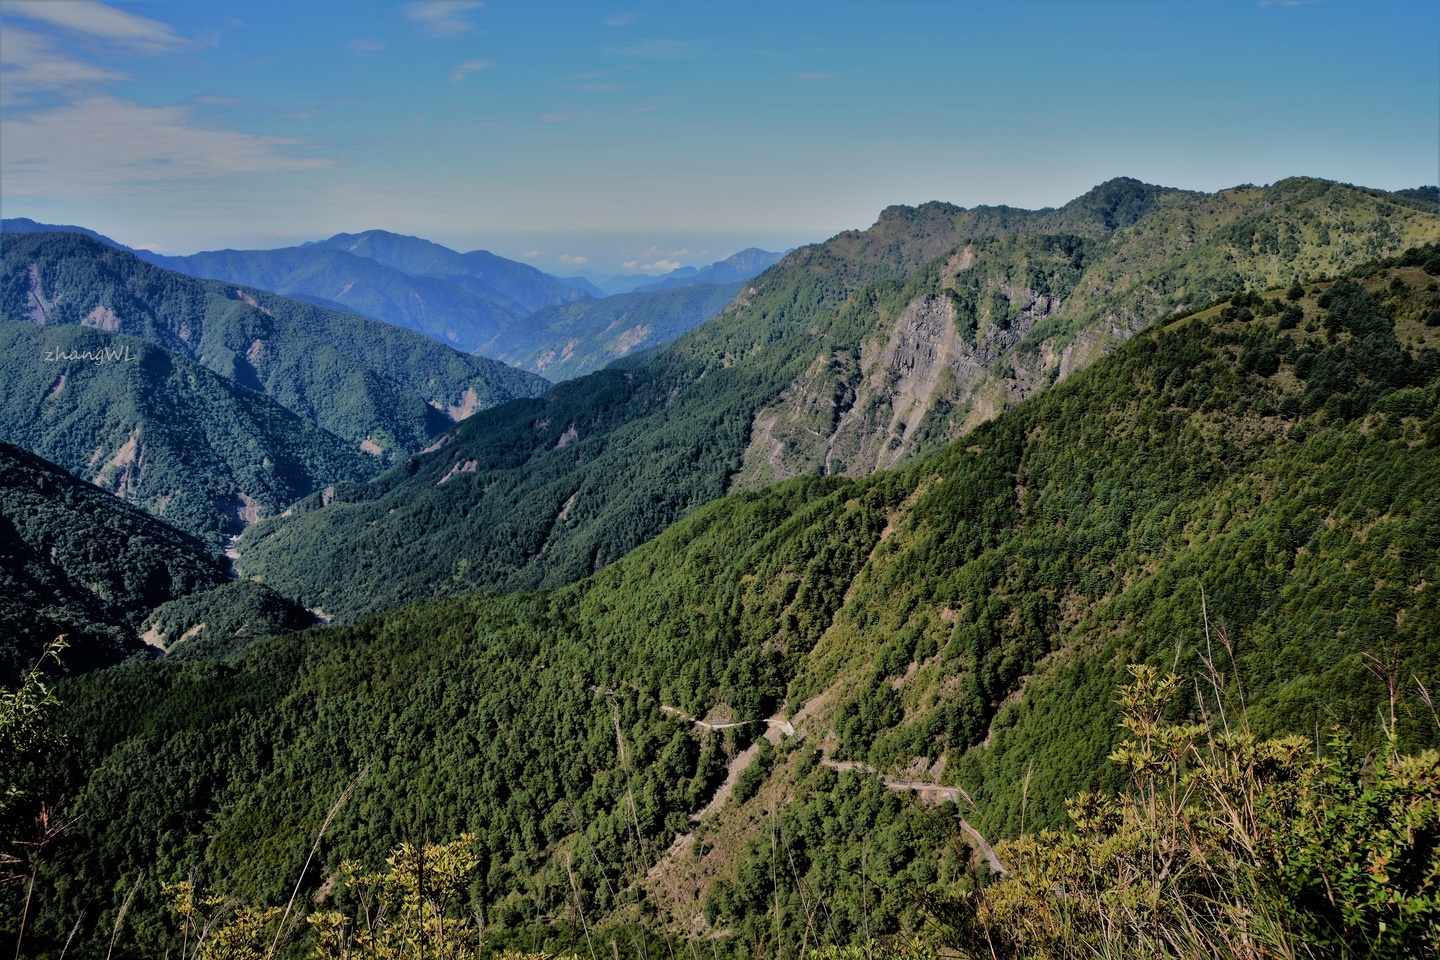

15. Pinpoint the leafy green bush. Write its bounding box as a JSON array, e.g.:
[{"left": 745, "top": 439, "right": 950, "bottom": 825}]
[{"left": 931, "top": 666, "right": 1440, "bottom": 959}]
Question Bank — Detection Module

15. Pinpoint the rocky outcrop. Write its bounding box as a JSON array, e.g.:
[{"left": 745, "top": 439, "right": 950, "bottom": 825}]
[{"left": 734, "top": 279, "right": 1066, "bottom": 487}]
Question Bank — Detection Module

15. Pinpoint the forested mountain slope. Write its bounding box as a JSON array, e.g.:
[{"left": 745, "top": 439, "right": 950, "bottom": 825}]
[
  {"left": 0, "top": 322, "right": 375, "bottom": 545},
  {"left": 239, "top": 178, "right": 1439, "bottom": 622},
  {"left": 0, "top": 442, "right": 227, "bottom": 682},
  {"left": 19, "top": 253, "right": 1440, "bottom": 957},
  {"left": 730, "top": 178, "right": 1440, "bottom": 486},
  {"left": 0, "top": 233, "right": 550, "bottom": 461},
  {"left": 0, "top": 436, "right": 316, "bottom": 683}
]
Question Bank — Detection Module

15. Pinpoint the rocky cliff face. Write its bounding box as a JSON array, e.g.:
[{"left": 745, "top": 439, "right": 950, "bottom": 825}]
[
  {"left": 735, "top": 251, "right": 1074, "bottom": 485},
  {"left": 735, "top": 181, "right": 1440, "bottom": 488}
]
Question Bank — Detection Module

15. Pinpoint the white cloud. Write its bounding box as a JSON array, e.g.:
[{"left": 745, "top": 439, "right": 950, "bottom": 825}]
[
  {"left": 2, "top": 1, "right": 183, "bottom": 53},
  {"left": 404, "top": 1, "right": 483, "bottom": 38},
  {"left": 1, "top": 95, "right": 329, "bottom": 195},
  {"left": 449, "top": 59, "right": 492, "bottom": 82},
  {"left": 604, "top": 13, "right": 636, "bottom": 26},
  {"left": 559, "top": 253, "right": 588, "bottom": 265},
  {"left": 520, "top": 250, "right": 541, "bottom": 258},
  {"left": 349, "top": 39, "right": 385, "bottom": 56},
  {"left": 621, "top": 260, "right": 639, "bottom": 269},
  {"left": 642, "top": 259, "right": 682, "bottom": 272},
  {"left": 0, "top": 26, "right": 131, "bottom": 97}
]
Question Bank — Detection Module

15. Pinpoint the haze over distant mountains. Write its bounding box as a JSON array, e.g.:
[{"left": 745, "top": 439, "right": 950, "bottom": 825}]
[
  {"left": 1, "top": 219, "right": 784, "bottom": 380},
  {"left": 562, "top": 248, "right": 788, "bottom": 296}
]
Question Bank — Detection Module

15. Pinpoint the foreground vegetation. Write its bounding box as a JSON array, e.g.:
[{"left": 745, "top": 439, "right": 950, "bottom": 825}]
[{"left": 7, "top": 658, "right": 1434, "bottom": 958}]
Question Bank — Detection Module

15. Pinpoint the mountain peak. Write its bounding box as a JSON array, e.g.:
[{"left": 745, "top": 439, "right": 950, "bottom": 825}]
[{"left": 1063, "top": 177, "right": 1183, "bottom": 230}]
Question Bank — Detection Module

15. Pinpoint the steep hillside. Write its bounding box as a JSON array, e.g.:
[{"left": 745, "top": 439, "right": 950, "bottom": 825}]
[
  {"left": 0, "top": 232, "right": 550, "bottom": 460},
  {"left": 494, "top": 281, "right": 744, "bottom": 381},
  {"left": 0, "top": 439, "right": 316, "bottom": 686},
  {"left": 0, "top": 322, "right": 372, "bottom": 545},
  {"left": 0, "top": 442, "right": 229, "bottom": 682},
  {"left": 20, "top": 254, "right": 1440, "bottom": 957},
  {"left": 238, "top": 178, "right": 1438, "bottom": 622}
]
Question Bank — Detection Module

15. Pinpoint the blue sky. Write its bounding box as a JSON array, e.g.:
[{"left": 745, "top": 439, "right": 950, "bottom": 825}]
[{"left": 1, "top": 0, "right": 1437, "bottom": 274}]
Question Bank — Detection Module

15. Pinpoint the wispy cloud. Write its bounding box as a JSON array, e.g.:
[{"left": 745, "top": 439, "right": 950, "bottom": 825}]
[
  {"left": 520, "top": 250, "right": 541, "bottom": 258},
  {"left": 0, "top": 26, "right": 131, "bottom": 97},
  {"left": 349, "top": 39, "right": 385, "bottom": 56},
  {"left": 559, "top": 253, "right": 588, "bottom": 264},
  {"left": 604, "top": 13, "right": 637, "bottom": 27},
  {"left": 1, "top": 95, "right": 329, "bottom": 195},
  {"left": 602, "top": 39, "right": 691, "bottom": 59},
  {"left": 449, "top": 59, "right": 492, "bottom": 82},
  {"left": 567, "top": 82, "right": 628, "bottom": 92},
  {"left": 2, "top": 0, "right": 183, "bottom": 54},
  {"left": 642, "top": 259, "right": 682, "bottom": 272},
  {"left": 1, "top": 2, "right": 332, "bottom": 199},
  {"left": 621, "top": 260, "right": 639, "bottom": 269},
  {"left": 404, "top": 1, "right": 483, "bottom": 38}
]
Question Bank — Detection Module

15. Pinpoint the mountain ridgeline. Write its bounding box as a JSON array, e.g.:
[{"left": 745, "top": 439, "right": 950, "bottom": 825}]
[
  {"left": 0, "top": 232, "right": 550, "bottom": 460},
  {"left": 17, "top": 248, "right": 1440, "bottom": 957},
  {"left": 631, "top": 247, "right": 787, "bottom": 292},
  {"left": 137, "top": 228, "right": 603, "bottom": 356},
  {"left": 236, "top": 177, "right": 1440, "bottom": 622},
  {"left": 3, "top": 221, "right": 790, "bottom": 381}
]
